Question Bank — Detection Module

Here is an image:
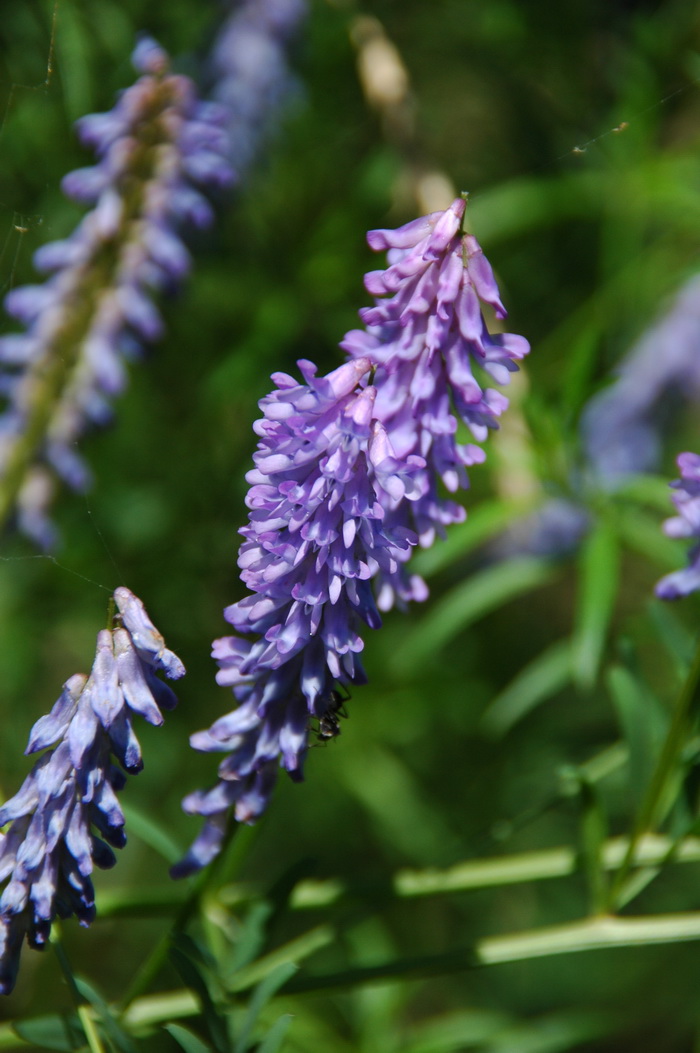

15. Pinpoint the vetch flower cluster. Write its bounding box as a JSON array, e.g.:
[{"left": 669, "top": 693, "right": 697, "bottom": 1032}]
[
  {"left": 0, "top": 587, "right": 185, "bottom": 995},
  {"left": 0, "top": 37, "right": 232, "bottom": 548},
  {"left": 176, "top": 197, "right": 529, "bottom": 872},
  {"left": 656, "top": 452, "right": 700, "bottom": 600},
  {"left": 173, "top": 357, "right": 423, "bottom": 875},
  {"left": 210, "top": 0, "right": 307, "bottom": 177},
  {"left": 341, "top": 195, "right": 530, "bottom": 606}
]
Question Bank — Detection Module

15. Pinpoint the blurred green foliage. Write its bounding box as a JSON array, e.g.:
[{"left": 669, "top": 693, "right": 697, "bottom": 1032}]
[{"left": 3, "top": 0, "right": 700, "bottom": 1050}]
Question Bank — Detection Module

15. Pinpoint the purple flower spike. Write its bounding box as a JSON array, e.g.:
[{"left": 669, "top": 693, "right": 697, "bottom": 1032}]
[
  {"left": 0, "top": 38, "right": 233, "bottom": 547},
  {"left": 582, "top": 274, "right": 700, "bottom": 489},
  {"left": 173, "top": 357, "right": 424, "bottom": 876},
  {"left": 656, "top": 453, "right": 700, "bottom": 600},
  {"left": 0, "top": 588, "right": 184, "bottom": 995},
  {"left": 210, "top": 0, "right": 307, "bottom": 177},
  {"left": 341, "top": 196, "right": 529, "bottom": 606}
]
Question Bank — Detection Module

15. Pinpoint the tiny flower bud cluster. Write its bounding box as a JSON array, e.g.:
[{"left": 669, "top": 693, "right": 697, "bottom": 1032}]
[
  {"left": 0, "top": 588, "right": 184, "bottom": 994},
  {"left": 0, "top": 37, "right": 233, "bottom": 547}
]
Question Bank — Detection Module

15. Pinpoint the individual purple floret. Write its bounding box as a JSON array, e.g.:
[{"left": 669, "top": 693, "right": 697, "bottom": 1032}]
[
  {"left": 0, "top": 37, "right": 233, "bottom": 548},
  {"left": 0, "top": 587, "right": 184, "bottom": 995},
  {"left": 210, "top": 0, "right": 307, "bottom": 177},
  {"left": 655, "top": 452, "right": 700, "bottom": 600},
  {"left": 582, "top": 274, "right": 700, "bottom": 489},
  {"left": 173, "top": 357, "right": 423, "bottom": 875},
  {"left": 341, "top": 195, "right": 530, "bottom": 606}
]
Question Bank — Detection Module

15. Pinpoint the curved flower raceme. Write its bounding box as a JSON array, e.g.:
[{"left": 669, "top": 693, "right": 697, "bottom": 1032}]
[
  {"left": 341, "top": 196, "right": 530, "bottom": 607},
  {"left": 655, "top": 452, "right": 700, "bottom": 600},
  {"left": 582, "top": 275, "right": 700, "bottom": 489},
  {"left": 211, "top": 0, "right": 307, "bottom": 177},
  {"left": 173, "top": 358, "right": 423, "bottom": 875},
  {"left": 0, "top": 588, "right": 184, "bottom": 995},
  {"left": 0, "top": 37, "right": 233, "bottom": 548}
]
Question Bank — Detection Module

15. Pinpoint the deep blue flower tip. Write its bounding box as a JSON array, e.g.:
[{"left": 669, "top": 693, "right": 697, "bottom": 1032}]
[{"left": 0, "top": 589, "right": 183, "bottom": 993}]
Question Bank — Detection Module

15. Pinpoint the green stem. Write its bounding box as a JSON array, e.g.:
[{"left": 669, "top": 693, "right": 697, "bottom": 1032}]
[
  {"left": 608, "top": 635, "right": 700, "bottom": 910},
  {"left": 118, "top": 821, "right": 244, "bottom": 1011},
  {"left": 51, "top": 931, "right": 106, "bottom": 1053},
  {"left": 117, "top": 864, "right": 211, "bottom": 1011}
]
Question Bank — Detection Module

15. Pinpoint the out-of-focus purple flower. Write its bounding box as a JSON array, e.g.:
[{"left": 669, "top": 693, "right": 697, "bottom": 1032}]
[
  {"left": 0, "top": 38, "right": 233, "bottom": 548},
  {"left": 341, "top": 196, "right": 530, "bottom": 606},
  {"left": 493, "top": 498, "right": 591, "bottom": 560},
  {"left": 582, "top": 274, "right": 700, "bottom": 490},
  {"left": 0, "top": 587, "right": 184, "bottom": 995},
  {"left": 210, "top": 0, "right": 307, "bottom": 177},
  {"left": 655, "top": 452, "right": 700, "bottom": 600},
  {"left": 173, "top": 357, "right": 423, "bottom": 875}
]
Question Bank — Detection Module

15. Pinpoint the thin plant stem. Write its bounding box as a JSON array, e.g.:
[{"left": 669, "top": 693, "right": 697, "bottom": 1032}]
[
  {"left": 118, "top": 821, "right": 244, "bottom": 1011},
  {"left": 608, "top": 635, "right": 700, "bottom": 910},
  {"left": 51, "top": 928, "right": 106, "bottom": 1053}
]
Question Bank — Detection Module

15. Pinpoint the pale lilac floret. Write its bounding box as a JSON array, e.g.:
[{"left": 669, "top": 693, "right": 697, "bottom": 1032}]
[
  {"left": 656, "top": 453, "right": 700, "bottom": 599},
  {"left": 0, "top": 588, "right": 184, "bottom": 995},
  {"left": 0, "top": 38, "right": 233, "bottom": 547},
  {"left": 341, "top": 196, "right": 529, "bottom": 605},
  {"left": 174, "top": 358, "right": 423, "bottom": 875}
]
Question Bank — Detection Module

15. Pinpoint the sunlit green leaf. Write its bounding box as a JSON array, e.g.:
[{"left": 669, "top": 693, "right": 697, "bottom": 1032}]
[
  {"left": 75, "top": 978, "right": 137, "bottom": 1053},
  {"left": 255, "top": 1015, "right": 293, "bottom": 1053},
  {"left": 482, "top": 638, "right": 572, "bottom": 736},
  {"left": 572, "top": 521, "right": 619, "bottom": 688},
  {"left": 163, "top": 1023, "right": 213, "bottom": 1053},
  {"left": 13, "top": 1015, "right": 82, "bottom": 1052},
  {"left": 607, "top": 664, "right": 667, "bottom": 803},
  {"left": 395, "top": 558, "right": 558, "bottom": 675},
  {"left": 233, "top": 963, "right": 297, "bottom": 1053}
]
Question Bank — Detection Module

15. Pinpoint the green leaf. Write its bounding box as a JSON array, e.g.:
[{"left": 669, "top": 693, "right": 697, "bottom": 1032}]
[
  {"left": 394, "top": 558, "right": 558, "bottom": 676},
  {"left": 403, "top": 1009, "right": 509, "bottom": 1053},
  {"left": 577, "top": 777, "right": 608, "bottom": 914},
  {"left": 163, "top": 1024, "right": 213, "bottom": 1053},
  {"left": 234, "top": 963, "right": 297, "bottom": 1053},
  {"left": 222, "top": 901, "right": 274, "bottom": 980},
  {"left": 74, "top": 978, "right": 137, "bottom": 1053},
  {"left": 53, "top": 1, "right": 94, "bottom": 120},
  {"left": 647, "top": 600, "right": 695, "bottom": 675},
  {"left": 121, "top": 802, "right": 183, "bottom": 865},
  {"left": 169, "top": 934, "right": 230, "bottom": 1053},
  {"left": 13, "top": 1015, "right": 82, "bottom": 1051},
  {"left": 614, "top": 473, "right": 677, "bottom": 512},
  {"left": 607, "top": 664, "right": 667, "bottom": 803},
  {"left": 613, "top": 507, "right": 681, "bottom": 569},
  {"left": 255, "top": 1015, "right": 293, "bottom": 1053},
  {"left": 481, "top": 638, "right": 572, "bottom": 736},
  {"left": 411, "top": 499, "right": 537, "bottom": 579},
  {"left": 572, "top": 521, "right": 619, "bottom": 688}
]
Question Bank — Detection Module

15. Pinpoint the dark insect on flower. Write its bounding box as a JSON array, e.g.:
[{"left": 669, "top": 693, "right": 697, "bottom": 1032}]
[{"left": 314, "top": 689, "right": 350, "bottom": 742}]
